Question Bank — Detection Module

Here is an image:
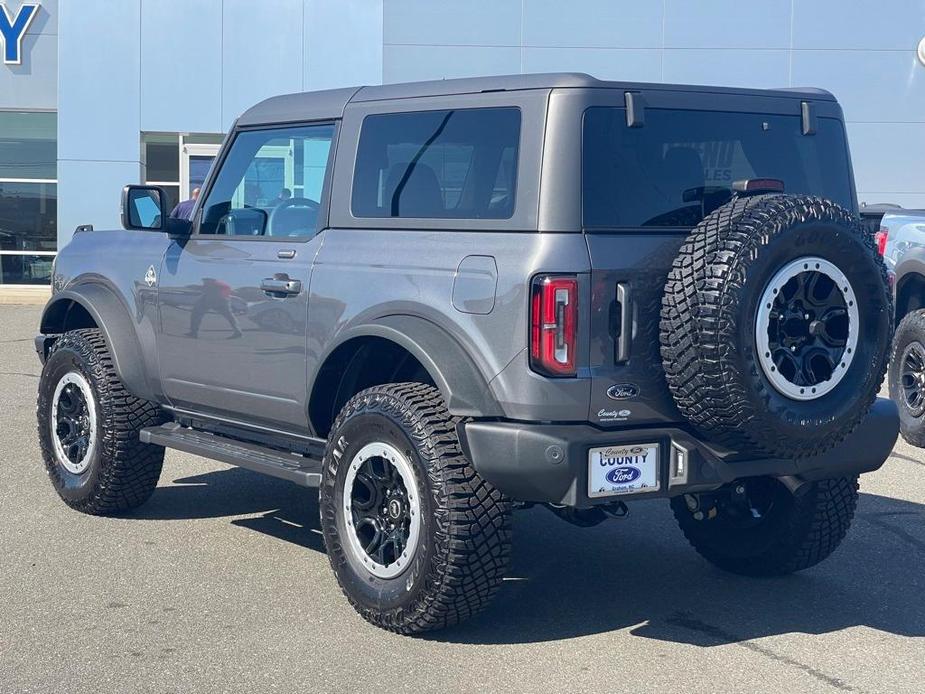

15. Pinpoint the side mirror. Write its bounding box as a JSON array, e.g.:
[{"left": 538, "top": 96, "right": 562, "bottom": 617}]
[{"left": 121, "top": 185, "right": 168, "bottom": 231}]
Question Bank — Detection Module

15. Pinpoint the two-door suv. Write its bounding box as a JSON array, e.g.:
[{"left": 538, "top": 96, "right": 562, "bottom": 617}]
[{"left": 35, "top": 74, "right": 897, "bottom": 634}]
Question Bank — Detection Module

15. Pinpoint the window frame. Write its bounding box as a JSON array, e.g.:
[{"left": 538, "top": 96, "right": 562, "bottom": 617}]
[
  {"left": 330, "top": 90, "right": 548, "bottom": 232},
  {"left": 191, "top": 120, "right": 339, "bottom": 243}
]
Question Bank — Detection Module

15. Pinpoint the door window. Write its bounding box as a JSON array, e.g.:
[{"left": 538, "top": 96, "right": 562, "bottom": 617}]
[{"left": 199, "top": 124, "right": 334, "bottom": 238}]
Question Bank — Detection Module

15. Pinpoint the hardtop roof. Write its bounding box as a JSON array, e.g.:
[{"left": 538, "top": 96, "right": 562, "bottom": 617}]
[{"left": 236, "top": 72, "right": 836, "bottom": 126}]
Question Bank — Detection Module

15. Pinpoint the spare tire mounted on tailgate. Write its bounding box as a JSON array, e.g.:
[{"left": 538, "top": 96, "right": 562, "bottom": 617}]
[{"left": 660, "top": 194, "right": 891, "bottom": 458}]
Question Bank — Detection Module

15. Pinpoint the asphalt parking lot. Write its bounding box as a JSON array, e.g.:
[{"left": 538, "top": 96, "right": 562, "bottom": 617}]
[{"left": 1, "top": 303, "right": 923, "bottom": 694}]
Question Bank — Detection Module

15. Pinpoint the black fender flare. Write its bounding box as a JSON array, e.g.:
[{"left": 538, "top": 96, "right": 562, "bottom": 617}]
[
  {"left": 39, "top": 285, "right": 155, "bottom": 401},
  {"left": 314, "top": 315, "right": 504, "bottom": 419}
]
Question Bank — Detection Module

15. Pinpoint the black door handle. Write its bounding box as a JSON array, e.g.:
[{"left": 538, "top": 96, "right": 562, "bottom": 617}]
[
  {"left": 261, "top": 277, "right": 301, "bottom": 296},
  {"left": 615, "top": 283, "right": 631, "bottom": 363}
]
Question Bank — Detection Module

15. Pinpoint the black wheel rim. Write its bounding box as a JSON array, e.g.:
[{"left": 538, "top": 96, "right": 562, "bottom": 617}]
[
  {"left": 54, "top": 380, "right": 92, "bottom": 470},
  {"left": 766, "top": 270, "right": 849, "bottom": 388},
  {"left": 343, "top": 442, "right": 420, "bottom": 579},
  {"left": 351, "top": 457, "right": 411, "bottom": 565},
  {"left": 900, "top": 341, "right": 925, "bottom": 417}
]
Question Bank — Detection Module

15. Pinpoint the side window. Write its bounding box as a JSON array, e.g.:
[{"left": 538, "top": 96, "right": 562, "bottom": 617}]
[
  {"left": 351, "top": 107, "right": 520, "bottom": 220},
  {"left": 199, "top": 124, "right": 334, "bottom": 237}
]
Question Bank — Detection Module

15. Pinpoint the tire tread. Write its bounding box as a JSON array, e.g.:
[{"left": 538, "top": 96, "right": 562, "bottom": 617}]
[
  {"left": 321, "top": 382, "right": 512, "bottom": 634},
  {"left": 38, "top": 328, "right": 165, "bottom": 514}
]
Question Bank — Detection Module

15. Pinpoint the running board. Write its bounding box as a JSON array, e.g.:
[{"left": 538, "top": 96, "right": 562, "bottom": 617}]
[{"left": 140, "top": 422, "right": 323, "bottom": 487}]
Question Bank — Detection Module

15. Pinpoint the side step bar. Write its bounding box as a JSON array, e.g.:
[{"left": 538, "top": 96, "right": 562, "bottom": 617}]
[{"left": 140, "top": 422, "right": 323, "bottom": 487}]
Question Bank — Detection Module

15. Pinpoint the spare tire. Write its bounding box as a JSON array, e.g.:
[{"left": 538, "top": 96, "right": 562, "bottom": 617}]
[{"left": 660, "top": 194, "right": 891, "bottom": 459}]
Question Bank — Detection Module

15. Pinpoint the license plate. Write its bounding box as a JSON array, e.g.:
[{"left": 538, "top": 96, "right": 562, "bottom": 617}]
[{"left": 588, "top": 443, "right": 660, "bottom": 498}]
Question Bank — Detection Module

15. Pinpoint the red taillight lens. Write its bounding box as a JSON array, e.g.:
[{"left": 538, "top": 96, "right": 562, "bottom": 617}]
[
  {"left": 874, "top": 227, "right": 889, "bottom": 256},
  {"left": 530, "top": 275, "right": 578, "bottom": 377}
]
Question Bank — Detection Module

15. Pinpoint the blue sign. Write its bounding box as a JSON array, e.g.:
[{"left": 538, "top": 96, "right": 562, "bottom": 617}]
[
  {"left": 605, "top": 467, "right": 642, "bottom": 485},
  {"left": 0, "top": 3, "right": 39, "bottom": 65}
]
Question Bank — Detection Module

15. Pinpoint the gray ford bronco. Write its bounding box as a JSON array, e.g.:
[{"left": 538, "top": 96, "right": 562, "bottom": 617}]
[{"left": 35, "top": 73, "right": 897, "bottom": 634}]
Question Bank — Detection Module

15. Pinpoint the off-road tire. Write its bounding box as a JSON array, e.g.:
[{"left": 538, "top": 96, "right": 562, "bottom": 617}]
[
  {"left": 888, "top": 309, "right": 925, "bottom": 447},
  {"left": 320, "top": 382, "right": 512, "bottom": 634},
  {"left": 671, "top": 476, "right": 859, "bottom": 576},
  {"left": 660, "top": 194, "right": 891, "bottom": 458},
  {"left": 37, "top": 328, "right": 165, "bottom": 514}
]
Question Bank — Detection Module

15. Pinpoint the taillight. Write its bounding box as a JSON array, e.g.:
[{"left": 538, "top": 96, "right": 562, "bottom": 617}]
[
  {"left": 530, "top": 275, "right": 578, "bottom": 377},
  {"left": 874, "top": 227, "right": 889, "bottom": 256}
]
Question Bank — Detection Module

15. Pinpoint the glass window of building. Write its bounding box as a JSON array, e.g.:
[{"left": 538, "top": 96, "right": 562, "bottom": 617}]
[
  {"left": 143, "top": 133, "right": 224, "bottom": 216},
  {"left": 0, "top": 112, "right": 57, "bottom": 286}
]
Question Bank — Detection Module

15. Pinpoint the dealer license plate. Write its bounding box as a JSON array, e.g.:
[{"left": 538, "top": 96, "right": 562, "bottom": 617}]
[{"left": 588, "top": 443, "right": 660, "bottom": 498}]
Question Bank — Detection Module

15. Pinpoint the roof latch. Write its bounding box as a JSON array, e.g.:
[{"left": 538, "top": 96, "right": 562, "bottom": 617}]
[
  {"left": 801, "top": 101, "right": 816, "bottom": 136},
  {"left": 624, "top": 91, "right": 646, "bottom": 128}
]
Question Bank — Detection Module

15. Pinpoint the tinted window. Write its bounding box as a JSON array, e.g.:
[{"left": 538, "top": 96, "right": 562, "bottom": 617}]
[
  {"left": 199, "top": 124, "right": 334, "bottom": 238},
  {"left": 583, "top": 108, "right": 853, "bottom": 229},
  {"left": 351, "top": 107, "right": 520, "bottom": 219},
  {"left": 0, "top": 112, "right": 56, "bottom": 180}
]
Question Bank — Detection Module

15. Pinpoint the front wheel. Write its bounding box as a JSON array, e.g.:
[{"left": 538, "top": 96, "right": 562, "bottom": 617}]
[
  {"left": 671, "top": 476, "right": 859, "bottom": 576},
  {"left": 319, "top": 383, "right": 511, "bottom": 634},
  {"left": 37, "top": 328, "right": 166, "bottom": 514}
]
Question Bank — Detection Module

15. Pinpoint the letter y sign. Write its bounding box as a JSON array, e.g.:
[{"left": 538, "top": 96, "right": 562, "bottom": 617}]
[{"left": 0, "top": 3, "right": 39, "bottom": 65}]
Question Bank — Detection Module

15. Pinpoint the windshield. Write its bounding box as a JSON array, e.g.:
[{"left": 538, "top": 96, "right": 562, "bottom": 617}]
[{"left": 582, "top": 107, "right": 854, "bottom": 229}]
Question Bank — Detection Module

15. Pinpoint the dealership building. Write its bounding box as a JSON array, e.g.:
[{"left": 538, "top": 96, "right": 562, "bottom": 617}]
[{"left": 0, "top": 0, "right": 923, "bottom": 288}]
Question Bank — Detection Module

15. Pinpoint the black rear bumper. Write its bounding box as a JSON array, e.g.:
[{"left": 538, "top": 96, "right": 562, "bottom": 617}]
[{"left": 463, "top": 397, "right": 898, "bottom": 507}]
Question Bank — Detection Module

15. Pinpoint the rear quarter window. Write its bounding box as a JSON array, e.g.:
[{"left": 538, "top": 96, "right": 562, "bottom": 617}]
[
  {"left": 351, "top": 107, "right": 520, "bottom": 220},
  {"left": 582, "top": 107, "right": 853, "bottom": 229}
]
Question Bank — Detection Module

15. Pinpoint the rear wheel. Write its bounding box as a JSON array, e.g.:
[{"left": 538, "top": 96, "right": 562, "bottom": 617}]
[
  {"left": 37, "top": 328, "right": 166, "bottom": 514},
  {"left": 889, "top": 309, "right": 925, "bottom": 446},
  {"left": 671, "top": 476, "right": 859, "bottom": 576},
  {"left": 319, "top": 383, "right": 511, "bottom": 634}
]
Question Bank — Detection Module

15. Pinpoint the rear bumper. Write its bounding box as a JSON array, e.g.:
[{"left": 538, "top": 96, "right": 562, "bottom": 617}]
[{"left": 463, "top": 397, "right": 898, "bottom": 507}]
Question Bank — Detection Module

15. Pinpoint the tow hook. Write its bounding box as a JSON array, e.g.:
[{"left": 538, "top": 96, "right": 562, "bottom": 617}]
[{"left": 546, "top": 500, "right": 629, "bottom": 527}]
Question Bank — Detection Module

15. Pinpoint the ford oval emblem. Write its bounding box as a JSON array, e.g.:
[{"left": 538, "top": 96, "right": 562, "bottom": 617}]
[
  {"left": 607, "top": 383, "right": 639, "bottom": 400},
  {"left": 606, "top": 467, "right": 641, "bottom": 484}
]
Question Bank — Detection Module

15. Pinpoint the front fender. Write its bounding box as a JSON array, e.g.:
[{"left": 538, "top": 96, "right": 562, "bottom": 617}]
[
  {"left": 317, "top": 315, "right": 504, "bottom": 418},
  {"left": 39, "top": 285, "right": 155, "bottom": 401}
]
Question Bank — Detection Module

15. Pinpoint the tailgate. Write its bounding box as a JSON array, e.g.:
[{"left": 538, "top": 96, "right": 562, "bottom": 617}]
[{"left": 586, "top": 232, "right": 687, "bottom": 428}]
